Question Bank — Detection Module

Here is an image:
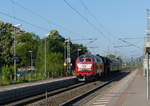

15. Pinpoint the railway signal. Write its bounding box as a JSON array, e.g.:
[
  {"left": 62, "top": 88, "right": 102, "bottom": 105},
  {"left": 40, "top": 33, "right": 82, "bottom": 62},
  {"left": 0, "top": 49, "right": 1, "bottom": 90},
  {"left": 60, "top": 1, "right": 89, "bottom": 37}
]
[{"left": 64, "top": 38, "right": 71, "bottom": 75}]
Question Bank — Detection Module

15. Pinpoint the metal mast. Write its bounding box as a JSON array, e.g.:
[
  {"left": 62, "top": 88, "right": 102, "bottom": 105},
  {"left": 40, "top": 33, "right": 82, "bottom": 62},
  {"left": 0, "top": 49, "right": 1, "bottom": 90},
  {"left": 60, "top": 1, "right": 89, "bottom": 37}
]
[
  {"left": 146, "top": 9, "right": 150, "bottom": 100},
  {"left": 147, "top": 9, "right": 150, "bottom": 37},
  {"left": 66, "top": 38, "right": 71, "bottom": 75}
]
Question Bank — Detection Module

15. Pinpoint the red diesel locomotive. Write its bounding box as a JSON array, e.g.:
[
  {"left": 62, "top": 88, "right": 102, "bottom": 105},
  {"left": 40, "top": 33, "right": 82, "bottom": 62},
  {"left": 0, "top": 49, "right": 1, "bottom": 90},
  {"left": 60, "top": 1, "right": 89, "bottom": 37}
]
[
  {"left": 75, "top": 53, "right": 121, "bottom": 81},
  {"left": 75, "top": 54, "right": 105, "bottom": 81}
]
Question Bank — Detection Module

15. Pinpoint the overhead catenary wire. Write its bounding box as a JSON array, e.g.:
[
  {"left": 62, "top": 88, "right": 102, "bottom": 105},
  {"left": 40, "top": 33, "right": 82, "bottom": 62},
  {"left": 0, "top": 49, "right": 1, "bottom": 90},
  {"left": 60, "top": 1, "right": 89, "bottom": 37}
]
[
  {"left": 8, "top": 0, "right": 142, "bottom": 54},
  {"left": 79, "top": 0, "right": 116, "bottom": 39},
  {"left": 9, "top": 0, "right": 86, "bottom": 37},
  {"left": 63, "top": 0, "right": 117, "bottom": 56},
  {"left": 10, "top": 0, "right": 112, "bottom": 46},
  {"left": 78, "top": 0, "right": 117, "bottom": 50},
  {"left": 9, "top": 0, "right": 16, "bottom": 21},
  {"left": 118, "top": 37, "right": 144, "bottom": 49},
  {"left": 9, "top": 0, "right": 52, "bottom": 28},
  {"left": 79, "top": 0, "right": 143, "bottom": 53},
  {"left": 113, "top": 45, "right": 133, "bottom": 48},
  {"left": 63, "top": 0, "right": 108, "bottom": 40},
  {"left": 79, "top": 0, "right": 144, "bottom": 55},
  {"left": 119, "top": 37, "right": 144, "bottom": 39},
  {"left": 118, "top": 38, "right": 142, "bottom": 49},
  {"left": 0, "top": 11, "right": 48, "bottom": 31}
]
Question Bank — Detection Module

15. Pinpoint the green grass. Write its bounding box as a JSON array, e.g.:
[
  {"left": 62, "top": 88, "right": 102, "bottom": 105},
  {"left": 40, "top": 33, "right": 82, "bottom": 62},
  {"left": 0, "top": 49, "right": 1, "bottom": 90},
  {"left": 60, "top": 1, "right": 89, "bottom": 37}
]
[{"left": 0, "top": 71, "right": 73, "bottom": 86}]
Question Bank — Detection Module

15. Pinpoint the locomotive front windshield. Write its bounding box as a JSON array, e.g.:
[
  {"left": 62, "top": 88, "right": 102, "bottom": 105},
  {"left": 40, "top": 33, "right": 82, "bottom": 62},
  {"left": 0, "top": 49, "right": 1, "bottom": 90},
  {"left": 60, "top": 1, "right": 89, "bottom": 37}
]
[
  {"left": 78, "top": 56, "right": 93, "bottom": 62},
  {"left": 79, "top": 58, "right": 84, "bottom": 62},
  {"left": 85, "top": 58, "right": 92, "bottom": 62}
]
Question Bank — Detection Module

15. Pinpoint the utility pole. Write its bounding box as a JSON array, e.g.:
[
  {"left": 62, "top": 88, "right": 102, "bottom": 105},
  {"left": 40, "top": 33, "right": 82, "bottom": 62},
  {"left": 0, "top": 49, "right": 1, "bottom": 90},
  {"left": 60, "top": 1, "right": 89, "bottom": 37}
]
[
  {"left": 44, "top": 33, "right": 49, "bottom": 79},
  {"left": 147, "top": 9, "right": 150, "bottom": 37},
  {"left": 148, "top": 52, "right": 150, "bottom": 100},
  {"left": 13, "top": 24, "right": 21, "bottom": 81},
  {"left": 146, "top": 9, "right": 150, "bottom": 100},
  {"left": 14, "top": 27, "right": 16, "bottom": 81},
  {"left": 45, "top": 37, "right": 47, "bottom": 78}
]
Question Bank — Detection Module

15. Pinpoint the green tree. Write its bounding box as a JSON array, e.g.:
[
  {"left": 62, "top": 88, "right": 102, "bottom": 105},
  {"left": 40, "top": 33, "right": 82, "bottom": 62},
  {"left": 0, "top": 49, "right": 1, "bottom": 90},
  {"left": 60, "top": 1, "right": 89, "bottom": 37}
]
[
  {"left": 35, "top": 41, "right": 64, "bottom": 78},
  {"left": 16, "top": 32, "right": 39, "bottom": 67},
  {"left": 47, "top": 29, "right": 65, "bottom": 53},
  {"left": 0, "top": 22, "right": 88, "bottom": 81},
  {"left": 35, "top": 29, "right": 65, "bottom": 78},
  {"left": 46, "top": 53, "right": 64, "bottom": 77},
  {"left": 106, "top": 54, "right": 117, "bottom": 59},
  {"left": 0, "top": 21, "right": 14, "bottom": 65}
]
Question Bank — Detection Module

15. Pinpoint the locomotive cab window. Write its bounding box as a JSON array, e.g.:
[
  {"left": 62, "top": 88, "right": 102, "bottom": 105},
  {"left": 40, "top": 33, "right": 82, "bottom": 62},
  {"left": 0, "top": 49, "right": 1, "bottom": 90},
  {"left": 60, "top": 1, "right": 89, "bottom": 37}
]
[
  {"left": 79, "top": 58, "right": 84, "bottom": 62},
  {"left": 85, "top": 58, "right": 92, "bottom": 62}
]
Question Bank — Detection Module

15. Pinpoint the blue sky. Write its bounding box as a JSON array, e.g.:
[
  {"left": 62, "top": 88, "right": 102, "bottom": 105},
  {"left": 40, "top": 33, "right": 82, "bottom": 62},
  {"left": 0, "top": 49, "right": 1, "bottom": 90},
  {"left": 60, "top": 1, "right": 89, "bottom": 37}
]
[{"left": 0, "top": 0, "right": 149, "bottom": 59}]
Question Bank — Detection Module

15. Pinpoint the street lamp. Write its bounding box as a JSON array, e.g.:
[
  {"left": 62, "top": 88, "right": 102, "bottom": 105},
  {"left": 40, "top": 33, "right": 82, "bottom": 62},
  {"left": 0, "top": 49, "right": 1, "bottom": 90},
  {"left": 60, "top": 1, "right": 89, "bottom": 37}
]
[{"left": 13, "top": 24, "right": 21, "bottom": 81}]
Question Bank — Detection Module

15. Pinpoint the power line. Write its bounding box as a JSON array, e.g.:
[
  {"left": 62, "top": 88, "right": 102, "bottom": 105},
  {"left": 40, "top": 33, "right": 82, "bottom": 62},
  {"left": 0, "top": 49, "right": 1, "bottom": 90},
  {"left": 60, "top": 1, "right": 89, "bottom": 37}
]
[
  {"left": 79, "top": 0, "right": 106, "bottom": 31},
  {"left": 9, "top": 0, "right": 15, "bottom": 20},
  {"left": 118, "top": 38, "right": 142, "bottom": 49},
  {"left": 63, "top": 0, "right": 107, "bottom": 39},
  {"left": 9, "top": 0, "right": 85, "bottom": 37},
  {"left": 79, "top": 0, "right": 116, "bottom": 39},
  {"left": 0, "top": 11, "right": 48, "bottom": 31},
  {"left": 118, "top": 37, "right": 144, "bottom": 40},
  {"left": 9, "top": 0, "right": 52, "bottom": 27},
  {"left": 113, "top": 45, "right": 133, "bottom": 48}
]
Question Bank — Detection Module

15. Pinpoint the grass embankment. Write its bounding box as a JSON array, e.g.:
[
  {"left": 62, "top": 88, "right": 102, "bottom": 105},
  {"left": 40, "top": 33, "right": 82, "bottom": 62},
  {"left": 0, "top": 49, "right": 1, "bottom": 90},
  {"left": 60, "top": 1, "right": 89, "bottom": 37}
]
[{"left": 0, "top": 70, "right": 74, "bottom": 86}]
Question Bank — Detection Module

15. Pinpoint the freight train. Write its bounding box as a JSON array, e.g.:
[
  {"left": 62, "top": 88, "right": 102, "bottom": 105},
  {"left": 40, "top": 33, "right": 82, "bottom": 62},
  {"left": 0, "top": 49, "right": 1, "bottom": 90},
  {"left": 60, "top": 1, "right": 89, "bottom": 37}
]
[{"left": 75, "top": 53, "right": 122, "bottom": 81}]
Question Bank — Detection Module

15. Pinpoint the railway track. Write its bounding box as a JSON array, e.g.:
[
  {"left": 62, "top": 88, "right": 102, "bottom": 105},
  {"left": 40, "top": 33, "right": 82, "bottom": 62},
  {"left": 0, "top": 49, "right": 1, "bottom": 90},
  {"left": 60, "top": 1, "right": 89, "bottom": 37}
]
[
  {"left": 60, "top": 72, "right": 128, "bottom": 106},
  {"left": 4, "top": 70, "right": 131, "bottom": 106},
  {"left": 60, "top": 80, "right": 112, "bottom": 106},
  {"left": 29, "top": 70, "right": 130, "bottom": 106},
  {"left": 3, "top": 81, "right": 83, "bottom": 106}
]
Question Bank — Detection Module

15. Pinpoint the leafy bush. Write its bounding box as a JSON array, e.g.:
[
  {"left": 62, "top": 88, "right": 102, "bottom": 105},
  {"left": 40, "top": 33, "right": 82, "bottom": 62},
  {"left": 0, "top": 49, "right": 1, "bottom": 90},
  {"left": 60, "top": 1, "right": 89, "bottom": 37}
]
[{"left": 2, "top": 65, "right": 14, "bottom": 80}]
